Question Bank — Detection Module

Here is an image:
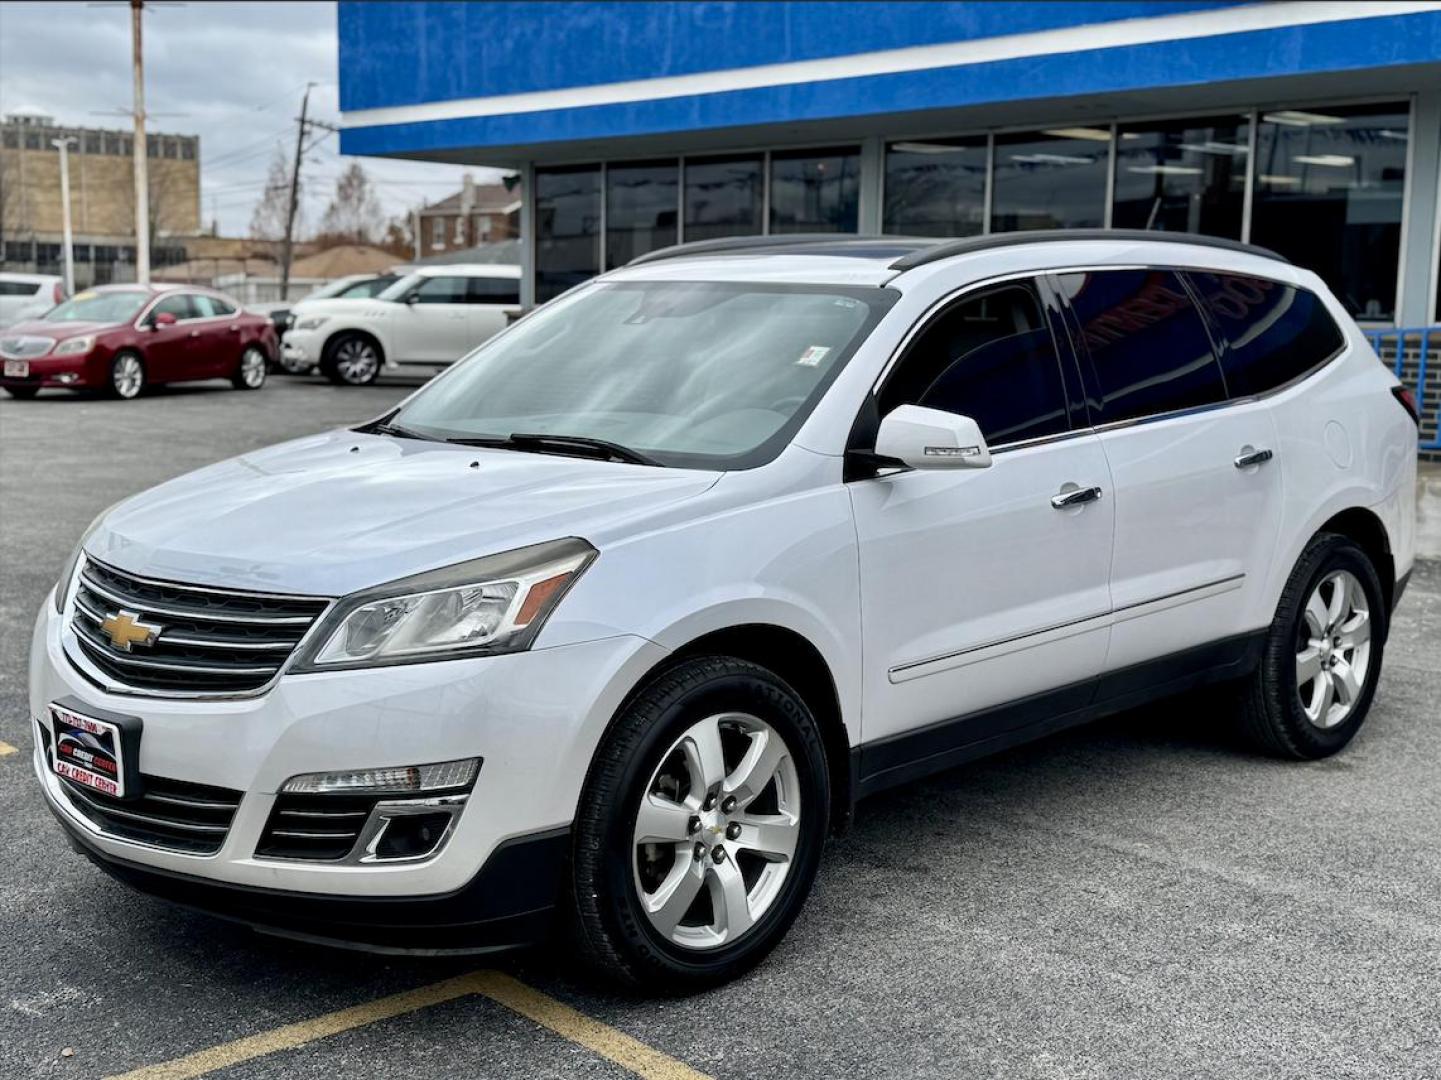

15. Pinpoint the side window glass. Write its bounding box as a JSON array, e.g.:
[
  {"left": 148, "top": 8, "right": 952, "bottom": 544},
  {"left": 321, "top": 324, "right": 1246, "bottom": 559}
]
[
  {"left": 190, "top": 295, "right": 219, "bottom": 318},
  {"left": 207, "top": 296, "right": 236, "bottom": 316},
  {"left": 1057, "top": 269, "right": 1226, "bottom": 423},
  {"left": 878, "top": 280, "right": 1071, "bottom": 446},
  {"left": 412, "top": 276, "right": 469, "bottom": 304},
  {"left": 1186, "top": 273, "right": 1345, "bottom": 397},
  {"left": 468, "top": 277, "right": 521, "bottom": 306},
  {"left": 153, "top": 294, "right": 194, "bottom": 320}
]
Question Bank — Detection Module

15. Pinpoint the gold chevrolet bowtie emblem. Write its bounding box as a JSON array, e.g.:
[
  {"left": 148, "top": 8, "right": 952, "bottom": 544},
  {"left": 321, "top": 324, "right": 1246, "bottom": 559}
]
[{"left": 100, "top": 610, "right": 161, "bottom": 651}]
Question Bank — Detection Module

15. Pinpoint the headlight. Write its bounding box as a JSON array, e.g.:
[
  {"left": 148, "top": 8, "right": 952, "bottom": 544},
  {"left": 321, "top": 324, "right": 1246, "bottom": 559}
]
[
  {"left": 291, "top": 537, "right": 595, "bottom": 671},
  {"left": 53, "top": 335, "right": 95, "bottom": 356},
  {"left": 295, "top": 316, "right": 328, "bottom": 331}
]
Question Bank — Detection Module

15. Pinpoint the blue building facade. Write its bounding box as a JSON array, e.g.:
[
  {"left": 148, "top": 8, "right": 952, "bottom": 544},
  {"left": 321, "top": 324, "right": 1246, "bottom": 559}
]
[{"left": 339, "top": 1, "right": 1441, "bottom": 324}]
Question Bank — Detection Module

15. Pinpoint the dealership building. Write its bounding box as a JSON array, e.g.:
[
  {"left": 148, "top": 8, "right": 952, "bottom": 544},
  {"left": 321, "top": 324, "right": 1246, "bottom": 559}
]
[{"left": 338, "top": 1, "right": 1441, "bottom": 327}]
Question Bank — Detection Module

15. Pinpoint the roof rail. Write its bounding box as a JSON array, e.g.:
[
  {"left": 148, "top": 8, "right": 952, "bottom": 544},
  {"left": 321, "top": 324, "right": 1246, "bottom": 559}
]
[
  {"left": 887, "top": 228, "right": 1287, "bottom": 271},
  {"left": 626, "top": 233, "right": 936, "bottom": 267}
]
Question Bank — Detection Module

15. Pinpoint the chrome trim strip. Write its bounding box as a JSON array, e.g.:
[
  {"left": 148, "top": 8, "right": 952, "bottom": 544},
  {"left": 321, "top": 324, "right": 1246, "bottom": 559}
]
[
  {"left": 889, "top": 573, "right": 1248, "bottom": 682},
  {"left": 144, "top": 791, "right": 239, "bottom": 811},
  {"left": 74, "top": 625, "right": 277, "bottom": 677},
  {"left": 63, "top": 784, "right": 231, "bottom": 835},
  {"left": 75, "top": 594, "right": 297, "bottom": 651},
  {"left": 77, "top": 574, "right": 317, "bottom": 626}
]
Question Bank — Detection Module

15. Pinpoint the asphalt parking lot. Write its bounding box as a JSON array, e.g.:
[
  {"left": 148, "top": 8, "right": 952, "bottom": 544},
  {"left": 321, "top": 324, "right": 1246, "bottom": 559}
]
[{"left": 2, "top": 375, "right": 1439, "bottom": 1080}]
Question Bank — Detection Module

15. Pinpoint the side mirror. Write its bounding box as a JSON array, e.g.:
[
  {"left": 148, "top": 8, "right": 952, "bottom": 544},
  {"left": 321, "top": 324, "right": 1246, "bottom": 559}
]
[
  {"left": 874, "top": 404, "right": 992, "bottom": 470},
  {"left": 403, "top": 292, "right": 420, "bottom": 305},
  {"left": 150, "top": 311, "right": 178, "bottom": 329}
]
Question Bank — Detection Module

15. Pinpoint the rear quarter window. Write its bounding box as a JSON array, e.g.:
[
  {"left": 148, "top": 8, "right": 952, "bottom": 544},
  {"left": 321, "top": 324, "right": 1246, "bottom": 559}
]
[{"left": 1186, "top": 272, "right": 1345, "bottom": 398}]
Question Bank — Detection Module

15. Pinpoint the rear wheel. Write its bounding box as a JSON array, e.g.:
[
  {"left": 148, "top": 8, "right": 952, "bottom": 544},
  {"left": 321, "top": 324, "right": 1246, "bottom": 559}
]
[
  {"left": 322, "top": 333, "right": 382, "bottom": 386},
  {"left": 107, "top": 351, "right": 145, "bottom": 400},
  {"left": 3, "top": 386, "right": 39, "bottom": 399},
  {"left": 231, "top": 346, "right": 268, "bottom": 390},
  {"left": 570, "top": 656, "right": 829, "bottom": 992},
  {"left": 1236, "top": 533, "right": 1387, "bottom": 758}
]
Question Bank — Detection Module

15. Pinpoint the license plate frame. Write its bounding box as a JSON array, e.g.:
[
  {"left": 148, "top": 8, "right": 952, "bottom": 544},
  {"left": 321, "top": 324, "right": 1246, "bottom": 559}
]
[
  {"left": 49, "top": 698, "right": 144, "bottom": 799},
  {"left": 3, "top": 359, "right": 29, "bottom": 378}
]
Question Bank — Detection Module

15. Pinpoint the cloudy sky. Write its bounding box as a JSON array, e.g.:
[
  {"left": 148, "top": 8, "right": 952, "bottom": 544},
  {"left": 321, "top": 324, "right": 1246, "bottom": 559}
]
[{"left": 0, "top": 1, "right": 502, "bottom": 237}]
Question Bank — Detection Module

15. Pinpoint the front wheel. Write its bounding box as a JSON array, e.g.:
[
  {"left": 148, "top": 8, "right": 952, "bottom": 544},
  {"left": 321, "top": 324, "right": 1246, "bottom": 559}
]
[
  {"left": 322, "top": 334, "right": 382, "bottom": 386},
  {"left": 1235, "top": 533, "right": 1387, "bottom": 759},
  {"left": 107, "top": 351, "right": 145, "bottom": 400},
  {"left": 570, "top": 656, "right": 830, "bottom": 992},
  {"left": 232, "top": 345, "right": 268, "bottom": 390}
]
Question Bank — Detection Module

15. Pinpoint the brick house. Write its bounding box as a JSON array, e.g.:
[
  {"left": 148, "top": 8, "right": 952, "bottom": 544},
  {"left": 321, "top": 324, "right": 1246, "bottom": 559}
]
[{"left": 415, "top": 173, "right": 521, "bottom": 258}]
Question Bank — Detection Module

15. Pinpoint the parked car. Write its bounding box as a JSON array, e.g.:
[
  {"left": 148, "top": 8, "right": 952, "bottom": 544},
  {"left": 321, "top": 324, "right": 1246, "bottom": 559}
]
[
  {"left": 281, "top": 264, "right": 520, "bottom": 385},
  {"left": 32, "top": 232, "right": 1416, "bottom": 992},
  {"left": 273, "top": 272, "right": 404, "bottom": 373},
  {"left": 0, "top": 272, "right": 66, "bottom": 328},
  {"left": 0, "top": 284, "right": 276, "bottom": 399}
]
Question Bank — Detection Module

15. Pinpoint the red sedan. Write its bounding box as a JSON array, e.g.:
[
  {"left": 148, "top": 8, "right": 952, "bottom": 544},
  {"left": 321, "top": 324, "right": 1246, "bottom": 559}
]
[{"left": 0, "top": 284, "right": 277, "bottom": 400}]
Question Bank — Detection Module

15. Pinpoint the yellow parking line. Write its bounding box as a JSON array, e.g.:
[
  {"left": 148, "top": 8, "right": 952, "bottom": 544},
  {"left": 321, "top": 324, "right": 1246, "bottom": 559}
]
[
  {"left": 104, "top": 969, "right": 713, "bottom": 1080},
  {"left": 0, "top": 741, "right": 19, "bottom": 757}
]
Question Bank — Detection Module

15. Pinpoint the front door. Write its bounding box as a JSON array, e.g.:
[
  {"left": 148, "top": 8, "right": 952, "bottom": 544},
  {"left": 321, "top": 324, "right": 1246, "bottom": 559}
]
[
  {"left": 1055, "top": 268, "right": 1282, "bottom": 676},
  {"left": 392, "top": 275, "right": 474, "bottom": 362},
  {"left": 850, "top": 277, "right": 1115, "bottom": 785},
  {"left": 141, "top": 293, "right": 199, "bottom": 381}
]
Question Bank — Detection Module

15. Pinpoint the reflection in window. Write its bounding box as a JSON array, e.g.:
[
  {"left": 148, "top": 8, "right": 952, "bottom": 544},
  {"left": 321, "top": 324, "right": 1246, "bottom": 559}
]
[
  {"left": 684, "top": 156, "right": 763, "bottom": 242},
  {"left": 605, "top": 160, "right": 678, "bottom": 270},
  {"left": 1250, "top": 103, "right": 1408, "bottom": 320},
  {"left": 769, "top": 148, "right": 860, "bottom": 234},
  {"left": 1058, "top": 269, "right": 1227, "bottom": 423},
  {"left": 991, "top": 129, "right": 1109, "bottom": 232},
  {"left": 536, "top": 165, "right": 601, "bottom": 303},
  {"left": 883, "top": 138, "right": 987, "bottom": 237},
  {"left": 1112, "top": 115, "right": 1249, "bottom": 237}
]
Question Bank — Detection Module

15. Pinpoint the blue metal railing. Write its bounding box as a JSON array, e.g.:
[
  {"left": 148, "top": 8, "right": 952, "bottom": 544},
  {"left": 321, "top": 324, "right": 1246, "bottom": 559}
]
[{"left": 1364, "top": 326, "right": 1441, "bottom": 451}]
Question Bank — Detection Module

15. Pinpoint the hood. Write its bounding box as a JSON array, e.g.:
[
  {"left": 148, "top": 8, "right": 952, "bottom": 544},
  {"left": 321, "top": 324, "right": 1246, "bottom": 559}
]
[
  {"left": 3, "top": 319, "right": 112, "bottom": 343},
  {"left": 87, "top": 430, "right": 721, "bottom": 597},
  {"left": 289, "top": 298, "right": 395, "bottom": 320}
]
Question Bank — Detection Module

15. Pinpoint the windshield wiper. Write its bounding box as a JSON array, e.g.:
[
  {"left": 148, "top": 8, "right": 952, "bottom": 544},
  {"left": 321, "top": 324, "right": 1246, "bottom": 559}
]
[
  {"left": 444, "top": 432, "right": 663, "bottom": 467},
  {"left": 360, "top": 420, "right": 442, "bottom": 442}
]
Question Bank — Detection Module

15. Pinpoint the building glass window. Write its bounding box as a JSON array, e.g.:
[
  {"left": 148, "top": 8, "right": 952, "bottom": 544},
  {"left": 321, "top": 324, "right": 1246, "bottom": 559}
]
[
  {"left": 991, "top": 128, "right": 1109, "bottom": 232},
  {"left": 163, "top": 138, "right": 177, "bottom": 159},
  {"left": 1, "top": 129, "right": 16, "bottom": 148},
  {"left": 430, "top": 216, "right": 444, "bottom": 248},
  {"left": 683, "top": 156, "right": 763, "bottom": 242},
  {"left": 769, "top": 147, "right": 860, "bottom": 234},
  {"left": 24, "top": 131, "right": 41, "bottom": 149},
  {"left": 1113, "top": 114, "right": 1249, "bottom": 237},
  {"left": 1250, "top": 102, "right": 1409, "bottom": 320},
  {"left": 535, "top": 165, "right": 601, "bottom": 303},
  {"left": 454, "top": 215, "right": 466, "bottom": 244},
  {"left": 883, "top": 138, "right": 987, "bottom": 238},
  {"left": 605, "top": 159, "right": 678, "bottom": 270},
  {"left": 181, "top": 140, "right": 195, "bottom": 161},
  {"left": 84, "top": 133, "right": 102, "bottom": 154}
]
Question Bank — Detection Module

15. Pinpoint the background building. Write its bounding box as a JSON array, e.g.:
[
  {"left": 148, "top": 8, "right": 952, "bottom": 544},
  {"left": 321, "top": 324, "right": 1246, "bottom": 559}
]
[
  {"left": 414, "top": 172, "right": 521, "bottom": 259},
  {"left": 0, "top": 111, "right": 201, "bottom": 284},
  {"left": 337, "top": 1, "right": 1441, "bottom": 327}
]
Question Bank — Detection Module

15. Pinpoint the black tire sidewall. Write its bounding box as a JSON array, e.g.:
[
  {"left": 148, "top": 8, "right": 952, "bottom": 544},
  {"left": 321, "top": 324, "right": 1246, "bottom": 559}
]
[
  {"left": 326, "top": 334, "right": 380, "bottom": 386},
  {"left": 1266, "top": 537, "right": 1388, "bottom": 756},
  {"left": 578, "top": 660, "right": 830, "bottom": 989}
]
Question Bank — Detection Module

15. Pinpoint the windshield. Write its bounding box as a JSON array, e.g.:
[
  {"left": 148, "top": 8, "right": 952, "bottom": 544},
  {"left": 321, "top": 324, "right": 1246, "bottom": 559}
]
[
  {"left": 42, "top": 290, "right": 149, "bottom": 324},
  {"left": 387, "top": 280, "right": 897, "bottom": 469}
]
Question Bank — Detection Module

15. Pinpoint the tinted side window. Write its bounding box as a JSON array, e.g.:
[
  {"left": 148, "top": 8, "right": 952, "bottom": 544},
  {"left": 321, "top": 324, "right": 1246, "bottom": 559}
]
[
  {"left": 153, "top": 294, "right": 197, "bottom": 320},
  {"left": 1058, "top": 269, "right": 1225, "bottom": 424},
  {"left": 0, "top": 281, "right": 41, "bottom": 297},
  {"left": 191, "top": 295, "right": 219, "bottom": 318},
  {"left": 879, "top": 280, "right": 1071, "bottom": 446},
  {"left": 1186, "top": 273, "right": 1345, "bottom": 397},
  {"left": 412, "top": 276, "right": 469, "bottom": 304},
  {"left": 468, "top": 277, "right": 521, "bottom": 305},
  {"left": 207, "top": 296, "right": 237, "bottom": 316}
]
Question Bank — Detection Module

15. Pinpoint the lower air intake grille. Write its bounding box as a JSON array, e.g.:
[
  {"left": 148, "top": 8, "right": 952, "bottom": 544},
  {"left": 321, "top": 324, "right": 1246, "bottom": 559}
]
[
  {"left": 58, "top": 774, "right": 242, "bottom": 855},
  {"left": 255, "top": 793, "right": 376, "bottom": 861}
]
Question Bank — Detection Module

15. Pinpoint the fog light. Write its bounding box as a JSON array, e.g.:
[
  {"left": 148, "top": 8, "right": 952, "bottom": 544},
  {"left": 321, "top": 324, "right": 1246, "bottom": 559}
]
[
  {"left": 55, "top": 373, "right": 79, "bottom": 384},
  {"left": 372, "top": 811, "right": 454, "bottom": 860},
  {"left": 280, "top": 758, "right": 479, "bottom": 795}
]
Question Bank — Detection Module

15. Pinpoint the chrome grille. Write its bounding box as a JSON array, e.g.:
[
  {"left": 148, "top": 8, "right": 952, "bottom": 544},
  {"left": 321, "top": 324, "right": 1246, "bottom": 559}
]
[
  {"left": 61, "top": 774, "right": 241, "bottom": 854},
  {"left": 68, "top": 558, "right": 330, "bottom": 695},
  {"left": 256, "top": 793, "right": 376, "bottom": 861},
  {"left": 0, "top": 335, "right": 55, "bottom": 359}
]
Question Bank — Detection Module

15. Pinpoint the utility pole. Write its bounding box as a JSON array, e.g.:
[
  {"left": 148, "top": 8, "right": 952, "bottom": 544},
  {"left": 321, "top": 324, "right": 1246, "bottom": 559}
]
[
  {"left": 279, "top": 82, "right": 313, "bottom": 302},
  {"left": 130, "top": 0, "right": 150, "bottom": 284},
  {"left": 51, "top": 137, "right": 78, "bottom": 294}
]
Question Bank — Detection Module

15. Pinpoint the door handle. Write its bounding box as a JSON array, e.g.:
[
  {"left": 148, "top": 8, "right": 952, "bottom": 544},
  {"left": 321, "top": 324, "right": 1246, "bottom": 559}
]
[
  {"left": 1234, "top": 447, "right": 1274, "bottom": 469},
  {"left": 1051, "top": 485, "right": 1103, "bottom": 509},
  {"left": 188, "top": 330, "right": 200, "bottom": 338}
]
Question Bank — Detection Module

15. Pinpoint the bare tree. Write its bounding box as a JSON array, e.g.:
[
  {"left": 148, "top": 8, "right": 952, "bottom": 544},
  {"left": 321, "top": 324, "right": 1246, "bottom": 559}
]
[
  {"left": 316, "top": 162, "right": 383, "bottom": 246},
  {"left": 249, "top": 145, "right": 296, "bottom": 256}
]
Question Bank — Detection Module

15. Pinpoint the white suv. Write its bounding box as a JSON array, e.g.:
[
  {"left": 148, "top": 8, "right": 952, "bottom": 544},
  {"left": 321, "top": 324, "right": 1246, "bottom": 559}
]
[
  {"left": 280, "top": 264, "right": 520, "bottom": 384},
  {"left": 32, "top": 231, "right": 1418, "bottom": 991}
]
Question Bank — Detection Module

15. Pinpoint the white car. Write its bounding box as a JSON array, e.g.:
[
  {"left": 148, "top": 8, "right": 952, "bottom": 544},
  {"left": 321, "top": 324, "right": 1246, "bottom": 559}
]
[
  {"left": 0, "top": 272, "right": 66, "bottom": 329},
  {"left": 32, "top": 231, "right": 1418, "bottom": 991},
  {"left": 281, "top": 264, "right": 520, "bottom": 384}
]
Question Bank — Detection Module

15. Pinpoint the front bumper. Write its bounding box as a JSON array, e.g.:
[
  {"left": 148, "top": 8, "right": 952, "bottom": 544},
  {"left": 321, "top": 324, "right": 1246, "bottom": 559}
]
[
  {"left": 0, "top": 353, "right": 98, "bottom": 390},
  {"left": 31, "top": 595, "right": 664, "bottom": 923}
]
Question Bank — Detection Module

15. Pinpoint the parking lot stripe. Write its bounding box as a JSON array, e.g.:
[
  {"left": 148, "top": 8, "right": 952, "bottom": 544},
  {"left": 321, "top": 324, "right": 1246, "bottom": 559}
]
[
  {"left": 0, "top": 740, "right": 18, "bottom": 757},
  {"left": 102, "top": 970, "right": 713, "bottom": 1080}
]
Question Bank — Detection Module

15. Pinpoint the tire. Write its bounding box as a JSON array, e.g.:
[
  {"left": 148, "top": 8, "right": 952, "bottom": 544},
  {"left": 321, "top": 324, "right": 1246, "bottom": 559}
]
[
  {"left": 321, "top": 333, "right": 382, "bottom": 386},
  {"left": 231, "top": 345, "right": 268, "bottom": 390},
  {"left": 1236, "top": 533, "right": 1388, "bottom": 759},
  {"left": 570, "top": 656, "right": 830, "bottom": 993},
  {"left": 107, "top": 351, "right": 146, "bottom": 400},
  {"left": 3, "top": 386, "right": 39, "bottom": 399}
]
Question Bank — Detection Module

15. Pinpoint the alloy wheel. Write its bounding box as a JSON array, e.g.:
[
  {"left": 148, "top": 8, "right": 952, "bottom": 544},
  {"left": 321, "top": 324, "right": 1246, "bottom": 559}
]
[
  {"left": 1296, "top": 569, "right": 1371, "bottom": 730},
  {"left": 112, "top": 354, "right": 143, "bottom": 399},
  {"left": 334, "top": 338, "right": 379, "bottom": 383},
  {"left": 239, "top": 347, "right": 267, "bottom": 388},
  {"left": 632, "top": 712, "right": 801, "bottom": 951}
]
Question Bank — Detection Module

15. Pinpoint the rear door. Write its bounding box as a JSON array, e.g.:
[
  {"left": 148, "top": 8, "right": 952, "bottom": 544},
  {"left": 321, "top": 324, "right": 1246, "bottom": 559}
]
[
  {"left": 391, "top": 275, "right": 473, "bottom": 362},
  {"left": 1055, "top": 268, "right": 1282, "bottom": 677},
  {"left": 464, "top": 274, "right": 521, "bottom": 355},
  {"left": 188, "top": 294, "right": 241, "bottom": 377}
]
